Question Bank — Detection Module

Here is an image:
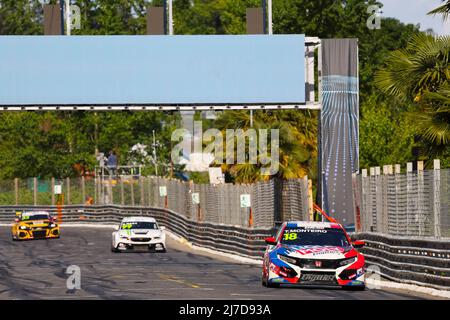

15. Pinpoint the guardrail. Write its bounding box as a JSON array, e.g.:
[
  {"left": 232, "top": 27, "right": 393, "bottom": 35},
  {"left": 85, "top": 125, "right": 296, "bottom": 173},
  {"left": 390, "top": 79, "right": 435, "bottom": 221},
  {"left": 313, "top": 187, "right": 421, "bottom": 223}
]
[
  {"left": 352, "top": 233, "right": 450, "bottom": 290},
  {"left": 0, "top": 205, "right": 272, "bottom": 260}
]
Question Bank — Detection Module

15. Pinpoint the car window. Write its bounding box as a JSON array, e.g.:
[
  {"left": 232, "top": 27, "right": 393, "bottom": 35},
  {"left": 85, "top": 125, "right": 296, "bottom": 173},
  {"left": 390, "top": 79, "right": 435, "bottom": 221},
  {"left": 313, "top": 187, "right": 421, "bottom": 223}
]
[
  {"left": 21, "top": 214, "right": 50, "bottom": 221},
  {"left": 280, "top": 227, "right": 350, "bottom": 247},
  {"left": 120, "top": 222, "right": 157, "bottom": 230}
]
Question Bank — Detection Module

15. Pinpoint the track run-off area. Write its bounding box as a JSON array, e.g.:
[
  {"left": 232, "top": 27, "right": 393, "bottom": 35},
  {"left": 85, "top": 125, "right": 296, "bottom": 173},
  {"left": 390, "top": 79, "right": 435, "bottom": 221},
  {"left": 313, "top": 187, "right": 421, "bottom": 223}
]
[{"left": 0, "top": 226, "right": 435, "bottom": 300}]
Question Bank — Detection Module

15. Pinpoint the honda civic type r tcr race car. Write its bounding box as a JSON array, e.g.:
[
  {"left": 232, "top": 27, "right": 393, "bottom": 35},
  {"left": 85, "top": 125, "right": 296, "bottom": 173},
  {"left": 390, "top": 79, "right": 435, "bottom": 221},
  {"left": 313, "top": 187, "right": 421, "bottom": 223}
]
[
  {"left": 11, "top": 211, "right": 60, "bottom": 240},
  {"left": 111, "top": 217, "right": 166, "bottom": 253},
  {"left": 262, "top": 221, "right": 366, "bottom": 289}
]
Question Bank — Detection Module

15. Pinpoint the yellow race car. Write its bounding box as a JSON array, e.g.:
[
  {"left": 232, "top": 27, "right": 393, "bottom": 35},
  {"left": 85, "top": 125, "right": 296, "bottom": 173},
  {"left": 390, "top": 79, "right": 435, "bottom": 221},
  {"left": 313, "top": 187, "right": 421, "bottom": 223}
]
[{"left": 12, "top": 211, "right": 60, "bottom": 241}]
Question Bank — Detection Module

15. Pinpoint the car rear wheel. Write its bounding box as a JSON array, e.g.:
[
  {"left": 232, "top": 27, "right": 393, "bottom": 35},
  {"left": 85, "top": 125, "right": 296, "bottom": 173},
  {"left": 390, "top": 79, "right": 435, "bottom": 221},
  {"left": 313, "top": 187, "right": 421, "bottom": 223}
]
[{"left": 111, "top": 246, "right": 120, "bottom": 253}]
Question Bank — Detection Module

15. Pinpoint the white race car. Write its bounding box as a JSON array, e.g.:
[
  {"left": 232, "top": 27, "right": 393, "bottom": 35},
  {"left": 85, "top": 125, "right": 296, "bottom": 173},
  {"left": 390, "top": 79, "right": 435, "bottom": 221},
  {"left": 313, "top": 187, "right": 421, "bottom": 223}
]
[{"left": 111, "top": 217, "right": 166, "bottom": 253}]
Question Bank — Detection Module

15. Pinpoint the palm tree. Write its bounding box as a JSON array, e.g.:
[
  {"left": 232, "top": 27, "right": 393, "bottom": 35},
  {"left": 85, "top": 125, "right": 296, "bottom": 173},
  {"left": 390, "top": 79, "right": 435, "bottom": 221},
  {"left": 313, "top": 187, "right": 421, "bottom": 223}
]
[
  {"left": 417, "top": 84, "right": 450, "bottom": 148},
  {"left": 428, "top": 0, "right": 450, "bottom": 20},
  {"left": 213, "top": 110, "right": 317, "bottom": 183},
  {"left": 375, "top": 34, "right": 450, "bottom": 157}
]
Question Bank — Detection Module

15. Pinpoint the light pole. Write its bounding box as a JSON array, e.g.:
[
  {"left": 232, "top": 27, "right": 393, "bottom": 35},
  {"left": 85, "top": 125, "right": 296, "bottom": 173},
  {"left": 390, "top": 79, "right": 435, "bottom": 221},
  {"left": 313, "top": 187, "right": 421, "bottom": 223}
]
[
  {"left": 152, "top": 130, "right": 159, "bottom": 176},
  {"left": 268, "top": 0, "right": 273, "bottom": 34},
  {"left": 59, "top": 0, "right": 65, "bottom": 35},
  {"left": 168, "top": 0, "right": 174, "bottom": 35},
  {"left": 65, "top": 0, "right": 71, "bottom": 35}
]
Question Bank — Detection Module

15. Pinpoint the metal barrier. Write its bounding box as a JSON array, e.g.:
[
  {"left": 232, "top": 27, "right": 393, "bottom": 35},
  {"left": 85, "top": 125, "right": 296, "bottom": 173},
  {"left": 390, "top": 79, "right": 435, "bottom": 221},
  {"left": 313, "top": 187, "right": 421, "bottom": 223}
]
[
  {"left": 0, "top": 176, "right": 310, "bottom": 228},
  {"left": 353, "top": 161, "right": 450, "bottom": 239},
  {"left": 352, "top": 233, "right": 450, "bottom": 290},
  {"left": 2, "top": 205, "right": 450, "bottom": 289},
  {"left": 0, "top": 205, "right": 273, "bottom": 260}
]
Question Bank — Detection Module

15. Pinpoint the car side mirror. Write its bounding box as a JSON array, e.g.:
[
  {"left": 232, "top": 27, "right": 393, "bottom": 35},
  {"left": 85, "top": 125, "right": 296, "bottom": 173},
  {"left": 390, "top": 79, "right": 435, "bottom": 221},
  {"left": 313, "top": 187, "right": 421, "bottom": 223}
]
[
  {"left": 265, "top": 237, "right": 277, "bottom": 245},
  {"left": 114, "top": 226, "right": 119, "bottom": 231},
  {"left": 352, "top": 240, "right": 365, "bottom": 248},
  {"left": 14, "top": 218, "right": 19, "bottom": 223},
  {"left": 160, "top": 226, "right": 166, "bottom": 231}
]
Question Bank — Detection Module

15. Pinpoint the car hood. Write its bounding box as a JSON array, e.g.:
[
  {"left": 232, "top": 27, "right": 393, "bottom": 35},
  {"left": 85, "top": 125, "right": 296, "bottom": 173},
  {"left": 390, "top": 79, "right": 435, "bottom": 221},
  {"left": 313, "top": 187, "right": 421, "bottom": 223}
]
[
  {"left": 276, "top": 245, "right": 355, "bottom": 260},
  {"left": 118, "top": 229, "right": 162, "bottom": 237}
]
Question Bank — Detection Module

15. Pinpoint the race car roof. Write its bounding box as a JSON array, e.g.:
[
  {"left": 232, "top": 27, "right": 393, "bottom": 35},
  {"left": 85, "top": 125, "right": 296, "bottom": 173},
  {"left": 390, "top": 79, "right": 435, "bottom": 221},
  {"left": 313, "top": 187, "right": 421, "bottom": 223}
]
[
  {"left": 121, "top": 216, "right": 157, "bottom": 223},
  {"left": 286, "top": 221, "right": 341, "bottom": 229}
]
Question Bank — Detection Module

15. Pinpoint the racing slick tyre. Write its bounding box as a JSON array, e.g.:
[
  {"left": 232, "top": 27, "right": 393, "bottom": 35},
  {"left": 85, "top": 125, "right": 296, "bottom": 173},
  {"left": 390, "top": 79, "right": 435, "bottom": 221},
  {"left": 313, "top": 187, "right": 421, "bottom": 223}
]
[
  {"left": 262, "top": 276, "right": 280, "bottom": 288},
  {"left": 111, "top": 246, "right": 120, "bottom": 253},
  {"left": 266, "top": 281, "right": 280, "bottom": 288}
]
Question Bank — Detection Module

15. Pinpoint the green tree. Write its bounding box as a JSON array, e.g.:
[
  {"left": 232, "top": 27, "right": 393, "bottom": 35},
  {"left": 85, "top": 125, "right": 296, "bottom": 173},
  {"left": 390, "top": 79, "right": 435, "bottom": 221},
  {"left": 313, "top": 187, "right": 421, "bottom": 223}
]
[
  {"left": 0, "top": 0, "right": 42, "bottom": 35},
  {"left": 359, "top": 94, "right": 416, "bottom": 168},
  {"left": 214, "top": 110, "right": 317, "bottom": 183},
  {"left": 72, "top": 0, "right": 147, "bottom": 35},
  {"left": 375, "top": 34, "right": 450, "bottom": 161}
]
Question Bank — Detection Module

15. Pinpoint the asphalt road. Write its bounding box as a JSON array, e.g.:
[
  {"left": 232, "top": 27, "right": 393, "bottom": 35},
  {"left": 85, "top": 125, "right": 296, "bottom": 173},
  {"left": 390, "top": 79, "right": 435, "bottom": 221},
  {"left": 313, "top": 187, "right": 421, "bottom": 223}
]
[{"left": 0, "top": 226, "right": 431, "bottom": 300}]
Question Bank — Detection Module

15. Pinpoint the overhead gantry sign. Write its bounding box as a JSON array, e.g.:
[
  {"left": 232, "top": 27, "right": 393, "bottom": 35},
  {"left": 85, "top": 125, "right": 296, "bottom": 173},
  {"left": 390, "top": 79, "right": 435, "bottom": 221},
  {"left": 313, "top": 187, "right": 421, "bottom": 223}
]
[{"left": 0, "top": 35, "right": 317, "bottom": 111}]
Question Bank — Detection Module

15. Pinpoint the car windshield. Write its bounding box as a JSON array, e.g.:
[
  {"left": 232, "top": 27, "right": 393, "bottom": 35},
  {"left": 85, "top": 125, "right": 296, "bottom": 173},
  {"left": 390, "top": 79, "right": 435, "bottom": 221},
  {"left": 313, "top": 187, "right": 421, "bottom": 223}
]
[
  {"left": 121, "top": 222, "right": 157, "bottom": 230},
  {"left": 280, "top": 227, "right": 350, "bottom": 247},
  {"left": 21, "top": 214, "right": 50, "bottom": 221}
]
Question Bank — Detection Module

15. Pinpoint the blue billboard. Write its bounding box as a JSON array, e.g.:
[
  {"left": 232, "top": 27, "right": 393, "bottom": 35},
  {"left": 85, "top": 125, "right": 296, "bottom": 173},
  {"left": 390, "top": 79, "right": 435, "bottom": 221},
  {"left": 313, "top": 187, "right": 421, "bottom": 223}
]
[{"left": 0, "top": 35, "right": 305, "bottom": 106}]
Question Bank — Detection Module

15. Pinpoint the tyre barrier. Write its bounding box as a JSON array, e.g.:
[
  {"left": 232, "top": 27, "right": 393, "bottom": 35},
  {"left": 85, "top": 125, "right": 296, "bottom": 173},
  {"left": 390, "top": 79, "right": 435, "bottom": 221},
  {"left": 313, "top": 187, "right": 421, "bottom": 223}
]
[
  {"left": 352, "top": 232, "right": 450, "bottom": 290},
  {"left": 0, "top": 205, "right": 273, "bottom": 260}
]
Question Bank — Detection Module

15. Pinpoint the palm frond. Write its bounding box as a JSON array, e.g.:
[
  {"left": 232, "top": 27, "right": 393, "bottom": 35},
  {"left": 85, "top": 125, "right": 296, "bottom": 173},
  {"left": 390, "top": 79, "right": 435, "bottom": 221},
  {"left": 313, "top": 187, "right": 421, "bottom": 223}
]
[{"left": 428, "top": 1, "right": 450, "bottom": 21}]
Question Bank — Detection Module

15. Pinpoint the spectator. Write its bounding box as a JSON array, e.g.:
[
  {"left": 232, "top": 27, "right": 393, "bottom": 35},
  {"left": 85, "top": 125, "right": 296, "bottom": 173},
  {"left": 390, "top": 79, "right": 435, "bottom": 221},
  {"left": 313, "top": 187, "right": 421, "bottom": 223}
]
[
  {"left": 107, "top": 151, "right": 118, "bottom": 177},
  {"left": 85, "top": 196, "right": 94, "bottom": 205}
]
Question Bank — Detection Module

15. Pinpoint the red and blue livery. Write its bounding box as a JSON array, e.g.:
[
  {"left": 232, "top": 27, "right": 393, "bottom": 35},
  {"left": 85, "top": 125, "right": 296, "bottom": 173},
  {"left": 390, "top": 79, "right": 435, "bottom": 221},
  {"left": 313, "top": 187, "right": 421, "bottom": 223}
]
[{"left": 262, "top": 221, "right": 366, "bottom": 289}]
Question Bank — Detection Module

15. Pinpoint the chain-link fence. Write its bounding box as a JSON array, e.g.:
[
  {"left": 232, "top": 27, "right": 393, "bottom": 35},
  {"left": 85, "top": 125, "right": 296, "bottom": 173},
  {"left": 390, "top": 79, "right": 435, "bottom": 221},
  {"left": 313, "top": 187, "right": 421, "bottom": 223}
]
[
  {"left": 354, "top": 162, "right": 450, "bottom": 239},
  {"left": 0, "top": 176, "right": 310, "bottom": 228}
]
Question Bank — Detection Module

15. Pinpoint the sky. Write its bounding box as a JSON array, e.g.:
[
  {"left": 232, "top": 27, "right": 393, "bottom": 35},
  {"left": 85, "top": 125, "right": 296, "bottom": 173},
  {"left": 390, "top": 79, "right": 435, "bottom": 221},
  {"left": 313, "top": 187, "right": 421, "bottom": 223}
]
[{"left": 380, "top": 0, "right": 450, "bottom": 35}]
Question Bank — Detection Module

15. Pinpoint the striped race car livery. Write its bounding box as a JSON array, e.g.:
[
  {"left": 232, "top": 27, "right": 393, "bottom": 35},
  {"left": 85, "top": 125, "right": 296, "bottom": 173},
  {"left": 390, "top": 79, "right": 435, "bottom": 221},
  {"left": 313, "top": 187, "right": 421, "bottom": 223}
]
[{"left": 262, "top": 221, "right": 366, "bottom": 289}]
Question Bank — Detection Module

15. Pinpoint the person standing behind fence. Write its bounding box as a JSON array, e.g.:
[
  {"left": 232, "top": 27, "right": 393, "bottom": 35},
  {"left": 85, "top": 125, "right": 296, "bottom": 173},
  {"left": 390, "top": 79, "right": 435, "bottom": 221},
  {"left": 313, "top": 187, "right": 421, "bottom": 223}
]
[{"left": 107, "top": 151, "right": 118, "bottom": 178}]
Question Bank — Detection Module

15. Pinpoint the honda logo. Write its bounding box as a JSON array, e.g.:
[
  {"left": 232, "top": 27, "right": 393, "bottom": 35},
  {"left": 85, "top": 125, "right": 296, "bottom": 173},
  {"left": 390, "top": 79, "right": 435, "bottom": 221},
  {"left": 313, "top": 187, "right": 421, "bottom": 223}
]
[{"left": 315, "top": 261, "right": 322, "bottom": 267}]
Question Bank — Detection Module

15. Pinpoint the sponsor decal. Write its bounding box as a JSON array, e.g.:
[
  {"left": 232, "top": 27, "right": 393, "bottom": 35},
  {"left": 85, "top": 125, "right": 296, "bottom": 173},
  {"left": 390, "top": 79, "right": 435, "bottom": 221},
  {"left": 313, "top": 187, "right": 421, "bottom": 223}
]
[
  {"left": 294, "top": 246, "right": 345, "bottom": 256},
  {"left": 347, "top": 280, "right": 364, "bottom": 286},
  {"left": 300, "top": 273, "right": 335, "bottom": 282}
]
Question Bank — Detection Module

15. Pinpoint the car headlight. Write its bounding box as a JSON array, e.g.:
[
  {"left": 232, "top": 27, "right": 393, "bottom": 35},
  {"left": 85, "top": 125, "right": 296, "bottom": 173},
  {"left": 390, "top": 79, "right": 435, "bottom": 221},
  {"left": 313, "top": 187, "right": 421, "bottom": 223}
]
[
  {"left": 19, "top": 226, "right": 28, "bottom": 230},
  {"left": 154, "top": 236, "right": 161, "bottom": 240},
  {"left": 339, "top": 257, "right": 357, "bottom": 266},
  {"left": 278, "top": 254, "right": 297, "bottom": 265},
  {"left": 120, "top": 236, "right": 130, "bottom": 240},
  {"left": 49, "top": 223, "right": 56, "bottom": 228}
]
